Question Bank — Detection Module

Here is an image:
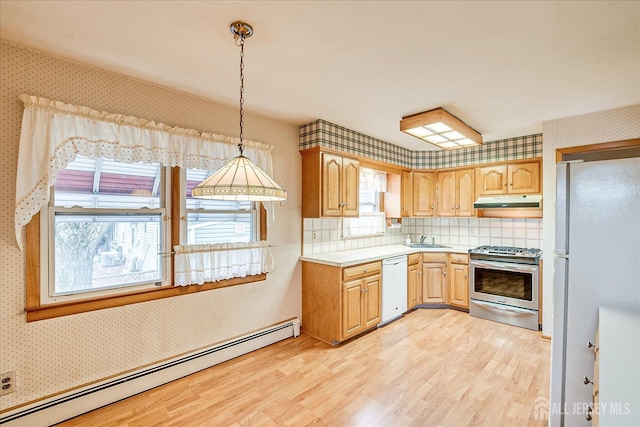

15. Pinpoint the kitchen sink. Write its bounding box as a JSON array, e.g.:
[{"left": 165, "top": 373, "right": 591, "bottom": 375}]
[{"left": 406, "top": 243, "right": 452, "bottom": 249}]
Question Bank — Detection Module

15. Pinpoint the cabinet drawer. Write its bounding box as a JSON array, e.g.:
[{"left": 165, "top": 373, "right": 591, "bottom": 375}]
[
  {"left": 449, "top": 254, "right": 469, "bottom": 264},
  {"left": 422, "top": 253, "right": 447, "bottom": 263},
  {"left": 408, "top": 253, "right": 420, "bottom": 266},
  {"left": 343, "top": 261, "right": 381, "bottom": 280}
]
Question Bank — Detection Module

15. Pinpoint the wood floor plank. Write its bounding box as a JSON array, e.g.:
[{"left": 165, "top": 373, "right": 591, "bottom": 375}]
[{"left": 57, "top": 309, "right": 550, "bottom": 426}]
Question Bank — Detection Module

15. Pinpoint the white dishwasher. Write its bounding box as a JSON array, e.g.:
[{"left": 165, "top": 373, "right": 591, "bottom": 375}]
[{"left": 380, "top": 255, "right": 408, "bottom": 325}]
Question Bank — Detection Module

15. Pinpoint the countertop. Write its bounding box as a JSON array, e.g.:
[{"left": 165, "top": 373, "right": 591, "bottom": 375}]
[{"left": 299, "top": 244, "right": 474, "bottom": 267}]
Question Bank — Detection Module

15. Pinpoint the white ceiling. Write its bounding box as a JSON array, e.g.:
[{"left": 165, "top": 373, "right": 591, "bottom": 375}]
[{"left": 1, "top": 1, "right": 638, "bottom": 151}]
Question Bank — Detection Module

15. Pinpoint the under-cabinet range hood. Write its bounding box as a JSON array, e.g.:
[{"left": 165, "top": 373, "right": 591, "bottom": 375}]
[{"left": 473, "top": 195, "right": 542, "bottom": 209}]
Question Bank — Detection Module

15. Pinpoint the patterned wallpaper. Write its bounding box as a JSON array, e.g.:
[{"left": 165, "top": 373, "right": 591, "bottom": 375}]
[
  {"left": 540, "top": 105, "right": 640, "bottom": 337},
  {"left": 0, "top": 40, "right": 301, "bottom": 409},
  {"left": 299, "top": 119, "right": 543, "bottom": 169}
]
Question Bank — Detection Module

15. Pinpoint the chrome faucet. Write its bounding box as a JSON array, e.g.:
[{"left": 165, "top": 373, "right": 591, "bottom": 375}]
[{"left": 420, "top": 235, "right": 427, "bottom": 244}]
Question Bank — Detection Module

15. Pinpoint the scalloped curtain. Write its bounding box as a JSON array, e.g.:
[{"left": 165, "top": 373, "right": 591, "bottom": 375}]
[
  {"left": 174, "top": 242, "right": 274, "bottom": 286},
  {"left": 14, "top": 94, "right": 277, "bottom": 250}
]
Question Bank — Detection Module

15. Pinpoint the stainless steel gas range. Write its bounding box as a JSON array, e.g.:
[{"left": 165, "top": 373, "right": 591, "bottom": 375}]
[{"left": 468, "top": 245, "right": 541, "bottom": 330}]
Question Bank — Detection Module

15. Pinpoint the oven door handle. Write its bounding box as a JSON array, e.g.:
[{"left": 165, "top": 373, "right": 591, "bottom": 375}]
[
  {"left": 470, "top": 260, "right": 538, "bottom": 273},
  {"left": 471, "top": 300, "right": 536, "bottom": 315}
]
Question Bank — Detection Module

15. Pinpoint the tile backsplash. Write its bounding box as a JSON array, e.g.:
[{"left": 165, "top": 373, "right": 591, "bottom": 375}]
[{"left": 302, "top": 217, "right": 543, "bottom": 256}]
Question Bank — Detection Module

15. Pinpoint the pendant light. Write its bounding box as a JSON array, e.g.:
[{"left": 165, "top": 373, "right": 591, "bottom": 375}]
[{"left": 192, "top": 21, "right": 287, "bottom": 201}]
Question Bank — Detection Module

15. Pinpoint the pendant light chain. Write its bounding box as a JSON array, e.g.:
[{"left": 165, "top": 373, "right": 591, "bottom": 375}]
[{"left": 238, "top": 33, "right": 246, "bottom": 155}]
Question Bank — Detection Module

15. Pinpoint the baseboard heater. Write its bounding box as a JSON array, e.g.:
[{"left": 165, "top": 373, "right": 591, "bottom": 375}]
[{"left": 0, "top": 318, "right": 300, "bottom": 427}]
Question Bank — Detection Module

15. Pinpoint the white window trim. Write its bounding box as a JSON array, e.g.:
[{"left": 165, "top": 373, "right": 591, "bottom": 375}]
[
  {"left": 179, "top": 168, "right": 259, "bottom": 246},
  {"left": 39, "top": 168, "right": 172, "bottom": 304}
]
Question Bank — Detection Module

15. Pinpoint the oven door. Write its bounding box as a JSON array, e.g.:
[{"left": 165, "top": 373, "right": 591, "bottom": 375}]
[{"left": 469, "top": 259, "right": 539, "bottom": 311}]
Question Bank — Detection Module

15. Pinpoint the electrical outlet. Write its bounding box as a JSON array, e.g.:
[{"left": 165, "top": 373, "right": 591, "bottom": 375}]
[
  {"left": 312, "top": 231, "right": 318, "bottom": 241},
  {"left": 0, "top": 371, "right": 15, "bottom": 395}
]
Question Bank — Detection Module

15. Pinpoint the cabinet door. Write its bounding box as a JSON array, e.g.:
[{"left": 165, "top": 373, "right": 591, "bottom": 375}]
[
  {"left": 456, "top": 169, "right": 475, "bottom": 217},
  {"left": 449, "top": 264, "right": 469, "bottom": 308},
  {"left": 436, "top": 171, "right": 456, "bottom": 217},
  {"left": 322, "top": 154, "right": 343, "bottom": 217},
  {"left": 478, "top": 165, "right": 508, "bottom": 196},
  {"left": 341, "top": 157, "right": 360, "bottom": 217},
  {"left": 342, "top": 279, "right": 364, "bottom": 339},
  {"left": 413, "top": 172, "right": 436, "bottom": 217},
  {"left": 401, "top": 170, "right": 413, "bottom": 217},
  {"left": 363, "top": 274, "right": 381, "bottom": 328},
  {"left": 422, "top": 263, "right": 446, "bottom": 303},
  {"left": 508, "top": 162, "right": 540, "bottom": 194},
  {"left": 407, "top": 264, "right": 421, "bottom": 308}
]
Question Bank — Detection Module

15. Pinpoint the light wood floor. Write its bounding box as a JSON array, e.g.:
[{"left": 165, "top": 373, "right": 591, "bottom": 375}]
[{"left": 58, "top": 309, "right": 551, "bottom": 426}]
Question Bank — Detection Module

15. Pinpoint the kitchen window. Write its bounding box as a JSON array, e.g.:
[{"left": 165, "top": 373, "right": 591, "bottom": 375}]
[
  {"left": 26, "top": 158, "right": 266, "bottom": 321},
  {"left": 17, "top": 95, "right": 276, "bottom": 322}
]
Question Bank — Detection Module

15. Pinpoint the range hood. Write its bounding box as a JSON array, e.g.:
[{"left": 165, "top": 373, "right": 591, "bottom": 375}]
[{"left": 474, "top": 195, "right": 542, "bottom": 209}]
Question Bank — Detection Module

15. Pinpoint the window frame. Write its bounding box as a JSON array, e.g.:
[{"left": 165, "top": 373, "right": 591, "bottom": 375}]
[{"left": 25, "top": 167, "right": 267, "bottom": 322}]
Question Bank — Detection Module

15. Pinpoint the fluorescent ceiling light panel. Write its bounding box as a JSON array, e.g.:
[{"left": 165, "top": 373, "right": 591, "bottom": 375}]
[
  {"left": 400, "top": 108, "right": 483, "bottom": 150},
  {"left": 425, "top": 135, "right": 448, "bottom": 143},
  {"left": 407, "top": 127, "right": 433, "bottom": 137},
  {"left": 426, "top": 122, "right": 451, "bottom": 133}
]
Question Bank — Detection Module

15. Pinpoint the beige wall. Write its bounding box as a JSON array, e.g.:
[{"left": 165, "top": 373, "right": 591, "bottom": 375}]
[
  {"left": 0, "top": 41, "right": 301, "bottom": 409},
  {"left": 541, "top": 105, "right": 640, "bottom": 336}
]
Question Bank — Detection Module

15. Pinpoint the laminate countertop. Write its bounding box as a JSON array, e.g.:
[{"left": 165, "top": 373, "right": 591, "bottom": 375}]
[{"left": 299, "top": 244, "right": 474, "bottom": 267}]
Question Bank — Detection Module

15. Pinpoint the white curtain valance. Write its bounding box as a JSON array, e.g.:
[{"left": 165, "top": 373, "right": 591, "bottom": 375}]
[
  {"left": 173, "top": 241, "right": 274, "bottom": 286},
  {"left": 15, "top": 94, "right": 276, "bottom": 249},
  {"left": 360, "top": 167, "right": 387, "bottom": 193}
]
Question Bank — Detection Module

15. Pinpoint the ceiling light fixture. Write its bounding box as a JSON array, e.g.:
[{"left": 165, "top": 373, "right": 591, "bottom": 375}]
[
  {"left": 192, "top": 21, "right": 287, "bottom": 201},
  {"left": 400, "top": 108, "right": 483, "bottom": 150}
]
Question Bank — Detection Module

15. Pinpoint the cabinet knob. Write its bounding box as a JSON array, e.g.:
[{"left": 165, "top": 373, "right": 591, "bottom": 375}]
[
  {"left": 583, "top": 376, "right": 593, "bottom": 385},
  {"left": 464, "top": 274, "right": 467, "bottom": 279},
  {"left": 442, "top": 270, "right": 447, "bottom": 276},
  {"left": 451, "top": 206, "right": 455, "bottom": 210},
  {"left": 504, "top": 183, "right": 508, "bottom": 187}
]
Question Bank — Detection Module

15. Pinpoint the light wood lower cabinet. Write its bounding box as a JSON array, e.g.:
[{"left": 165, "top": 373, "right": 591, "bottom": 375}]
[
  {"left": 422, "top": 253, "right": 447, "bottom": 304},
  {"left": 302, "top": 260, "right": 381, "bottom": 345},
  {"left": 448, "top": 254, "right": 469, "bottom": 309},
  {"left": 407, "top": 253, "right": 421, "bottom": 308}
]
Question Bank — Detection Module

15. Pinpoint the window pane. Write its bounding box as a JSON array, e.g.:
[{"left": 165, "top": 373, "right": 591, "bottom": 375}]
[
  {"left": 53, "top": 213, "right": 163, "bottom": 295},
  {"left": 186, "top": 168, "right": 251, "bottom": 211},
  {"left": 54, "top": 156, "right": 162, "bottom": 209},
  {"left": 185, "top": 168, "right": 256, "bottom": 245},
  {"left": 186, "top": 212, "right": 253, "bottom": 244}
]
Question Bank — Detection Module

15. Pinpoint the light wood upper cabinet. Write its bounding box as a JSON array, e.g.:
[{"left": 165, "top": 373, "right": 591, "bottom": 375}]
[
  {"left": 436, "top": 171, "right": 456, "bottom": 217},
  {"left": 477, "top": 165, "right": 508, "bottom": 195},
  {"left": 437, "top": 169, "right": 475, "bottom": 217},
  {"left": 301, "top": 150, "right": 360, "bottom": 218},
  {"left": 448, "top": 254, "right": 469, "bottom": 309},
  {"left": 477, "top": 161, "right": 540, "bottom": 196},
  {"left": 401, "top": 170, "right": 413, "bottom": 217},
  {"left": 508, "top": 162, "right": 540, "bottom": 194},
  {"left": 413, "top": 172, "right": 436, "bottom": 217},
  {"left": 456, "top": 169, "right": 475, "bottom": 216},
  {"left": 322, "top": 153, "right": 359, "bottom": 217}
]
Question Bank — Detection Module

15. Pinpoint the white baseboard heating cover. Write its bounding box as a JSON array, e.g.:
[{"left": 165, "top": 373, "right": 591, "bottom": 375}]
[{"left": 0, "top": 318, "right": 300, "bottom": 427}]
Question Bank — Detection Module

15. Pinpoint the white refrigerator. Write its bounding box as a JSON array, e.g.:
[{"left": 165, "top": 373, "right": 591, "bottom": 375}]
[{"left": 550, "top": 157, "right": 640, "bottom": 426}]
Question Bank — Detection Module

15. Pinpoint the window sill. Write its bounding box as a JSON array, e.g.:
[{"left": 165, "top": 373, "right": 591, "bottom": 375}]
[{"left": 26, "top": 274, "right": 267, "bottom": 322}]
